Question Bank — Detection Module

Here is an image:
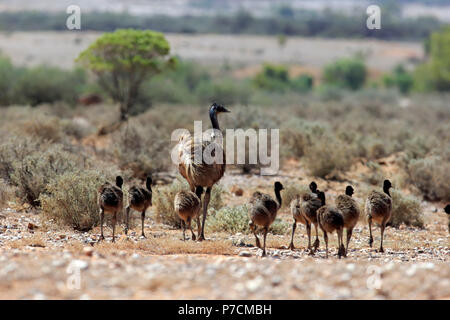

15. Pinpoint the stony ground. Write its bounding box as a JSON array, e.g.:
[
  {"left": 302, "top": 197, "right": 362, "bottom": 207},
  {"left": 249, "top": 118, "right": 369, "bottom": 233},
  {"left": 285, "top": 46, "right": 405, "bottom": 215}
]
[{"left": 0, "top": 168, "right": 449, "bottom": 300}]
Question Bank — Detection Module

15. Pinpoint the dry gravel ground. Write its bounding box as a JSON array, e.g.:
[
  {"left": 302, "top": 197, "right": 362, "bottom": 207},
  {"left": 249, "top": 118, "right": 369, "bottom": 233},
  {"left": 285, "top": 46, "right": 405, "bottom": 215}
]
[{"left": 0, "top": 171, "right": 449, "bottom": 300}]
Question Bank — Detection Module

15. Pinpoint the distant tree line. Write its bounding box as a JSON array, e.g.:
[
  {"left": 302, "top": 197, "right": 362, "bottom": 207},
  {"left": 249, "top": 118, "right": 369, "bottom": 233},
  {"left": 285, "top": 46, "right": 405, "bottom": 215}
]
[{"left": 0, "top": 8, "right": 444, "bottom": 40}]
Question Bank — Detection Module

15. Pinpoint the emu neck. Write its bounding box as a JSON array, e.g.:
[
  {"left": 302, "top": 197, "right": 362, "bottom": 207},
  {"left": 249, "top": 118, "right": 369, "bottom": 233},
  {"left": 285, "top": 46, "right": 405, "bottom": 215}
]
[
  {"left": 274, "top": 189, "right": 282, "bottom": 208},
  {"left": 209, "top": 109, "right": 220, "bottom": 130},
  {"left": 383, "top": 186, "right": 391, "bottom": 197},
  {"left": 146, "top": 180, "right": 152, "bottom": 192}
]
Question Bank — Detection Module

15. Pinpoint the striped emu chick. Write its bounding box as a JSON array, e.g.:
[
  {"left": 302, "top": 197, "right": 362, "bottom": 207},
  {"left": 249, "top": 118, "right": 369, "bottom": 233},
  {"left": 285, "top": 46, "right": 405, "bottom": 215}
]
[
  {"left": 248, "top": 181, "right": 284, "bottom": 257},
  {"left": 365, "top": 179, "right": 392, "bottom": 253},
  {"left": 98, "top": 176, "right": 124, "bottom": 243},
  {"left": 125, "top": 176, "right": 152, "bottom": 238},
  {"left": 174, "top": 187, "right": 203, "bottom": 241},
  {"left": 289, "top": 181, "right": 322, "bottom": 253},
  {"left": 335, "top": 185, "right": 360, "bottom": 255},
  {"left": 317, "top": 191, "right": 346, "bottom": 259},
  {"left": 445, "top": 205, "right": 450, "bottom": 234}
]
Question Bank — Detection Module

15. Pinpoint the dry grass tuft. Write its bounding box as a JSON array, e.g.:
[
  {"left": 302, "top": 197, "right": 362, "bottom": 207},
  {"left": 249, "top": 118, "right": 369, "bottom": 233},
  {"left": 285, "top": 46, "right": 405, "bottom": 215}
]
[{"left": 94, "top": 237, "right": 235, "bottom": 255}]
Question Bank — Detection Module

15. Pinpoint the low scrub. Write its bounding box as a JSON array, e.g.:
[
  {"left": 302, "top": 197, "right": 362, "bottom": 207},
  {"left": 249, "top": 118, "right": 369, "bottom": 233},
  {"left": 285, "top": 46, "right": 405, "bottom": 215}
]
[
  {"left": 153, "top": 178, "right": 225, "bottom": 228},
  {"left": 303, "top": 134, "right": 355, "bottom": 179},
  {"left": 113, "top": 122, "right": 170, "bottom": 178},
  {"left": 207, "top": 205, "right": 289, "bottom": 235},
  {"left": 40, "top": 170, "right": 106, "bottom": 231},
  {"left": 406, "top": 153, "right": 450, "bottom": 202},
  {"left": 389, "top": 190, "right": 424, "bottom": 228},
  {"left": 11, "top": 145, "right": 83, "bottom": 206}
]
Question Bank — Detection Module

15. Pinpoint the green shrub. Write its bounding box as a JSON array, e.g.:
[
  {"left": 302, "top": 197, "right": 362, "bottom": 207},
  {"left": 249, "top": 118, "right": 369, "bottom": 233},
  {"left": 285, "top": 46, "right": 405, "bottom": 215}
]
[
  {"left": 207, "top": 205, "right": 289, "bottom": 235},
  {"left": 323, "top": 58, "right": 367, "bottom": 90},
  {"left": 0, "top": 55, "right": 24, "bottom": 106},
  {"left": 253, "top": 63, "right": 290, "bottom": 92},
  {"left": 291, "top": 74, "right": 314, "bottom": 92},
  {"left": 15, "top": 66, "right": 86, "bottom": 106},
  {"left": 383, "top": 65, "right": 414, "bottom": 94},
  {"left": 153, "top": 177, "right": 225, "bottom": 228},
  {"left": 389, "top": 190, "right": 424, "bottom": 228},
  {"left": 40, "top": 170, "right": 106, "bottom": 231},
  {"left": 207, "top": 205, "right": 250, "bottom": 234}
]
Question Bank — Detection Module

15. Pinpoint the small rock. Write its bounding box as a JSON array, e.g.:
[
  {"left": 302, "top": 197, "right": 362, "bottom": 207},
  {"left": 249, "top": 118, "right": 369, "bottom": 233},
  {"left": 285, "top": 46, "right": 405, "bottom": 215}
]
[
  {"left": 245, "top": 276, "right": 263, "bottom": 293},
  {"left": 69, "top": 259, "right": 89, "bottom": 270},
  {"left": 239, "top": 251, "right": 252, "bottom": 257},
  {"left": 83, "top": 247, "right": 94, "bottom": 257},
  {"left": 27, "top": 223, "right": 38, "bottom": 230},
  {"left": 230, "top": 185, "right": 244, "bottom": 196}
]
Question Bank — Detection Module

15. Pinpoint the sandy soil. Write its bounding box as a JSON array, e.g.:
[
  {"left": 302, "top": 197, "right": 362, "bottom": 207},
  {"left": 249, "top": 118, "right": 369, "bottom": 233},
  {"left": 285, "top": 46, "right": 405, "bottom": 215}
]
[{"left": 0, "top": 166, "right": 448, "bottom": 300}]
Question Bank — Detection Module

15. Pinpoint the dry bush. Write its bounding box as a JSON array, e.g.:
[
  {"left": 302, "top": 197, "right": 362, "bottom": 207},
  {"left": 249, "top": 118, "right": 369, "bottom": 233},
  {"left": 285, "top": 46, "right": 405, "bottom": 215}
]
[
  {"left": 281, "top": 183, "right": 310, "bottom": 209},
  {"left": 11, "top": 145, "right": 83, "bottom": 206},
  {"left": 20, "top": 116, "right": 64, "bottom": 143},
  {"left": 0, "top": 178, "right": 16, "bottom": 207},
  {"left": 40, "top": 170, "right": 107, "bottom": 231},
  {"left": 389, "top": 190, "right": 424, "bottom": 228},
  {"left": 303, "top": 134, "right": 355, "bottom": 179},
  {"left": 0, "top": 135, "right": 47, "bottom": 183},
  {"left": 113, "top": 121, "right": 170, "bottom": 179},
  {"left": 406, "top": 154, "right": 450, "bottom": 202},
  {"left": 153, "top": 177, "right": 225, "bottom": 228},
  {"left": 60, "top": 118, "right": 96, "bottom": 140},
  {"left": 280, "top": 119, "right": 327, "bottom": 159}
]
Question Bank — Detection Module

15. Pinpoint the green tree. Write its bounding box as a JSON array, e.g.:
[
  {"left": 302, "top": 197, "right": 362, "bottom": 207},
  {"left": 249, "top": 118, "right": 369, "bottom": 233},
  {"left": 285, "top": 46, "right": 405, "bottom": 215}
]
[
  {"left": 323, "top": 58, "right": 367, "bottom": 90},
  {"left": 77, "top": 29, "right": 174, "bottom": 132}
]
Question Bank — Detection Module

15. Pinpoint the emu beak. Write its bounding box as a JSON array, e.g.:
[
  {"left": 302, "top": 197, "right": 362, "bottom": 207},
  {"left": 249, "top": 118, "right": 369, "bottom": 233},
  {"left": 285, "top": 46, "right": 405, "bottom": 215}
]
[{"left": 223, "top": 107, "right": 231, "bottom": 113}]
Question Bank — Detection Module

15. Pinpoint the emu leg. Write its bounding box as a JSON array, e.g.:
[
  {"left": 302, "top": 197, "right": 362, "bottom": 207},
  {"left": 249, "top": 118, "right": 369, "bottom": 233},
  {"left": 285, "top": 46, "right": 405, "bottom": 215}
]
[
  {"left": 368, "top": 216, "right": 373, "bottom": 248},
  {"left": 313, "top": 223, "right": 320, "bottom": 253},
  {"left": 196, "top": 216, "right": 201, "bottom": 240},
  {"left": 306, "top": 222, "right": 312, "bottom": 253},
  {"left": 182, "top": 220, "right": 186, "bottom": 241},
  {"left": 99, "top": 208, "right": 105, "bottom": 241},
  {"left": 380, "top": 223, "right": 385, "bottom": 253},
  {"left": 198, "top": 187, "right": 211, "bottom": 241},
  {"left": 112, "top": 211, "right": 117, "bottom": 243},
  {"left": 324, "top": 231, "right": 329, "bottom": 259},
  {"left": 346, "top": 228, "right": 353, "bottom": 255},
  {"left": 288, "top": 222, "right": 296, "bottom": 250},
  {"left": 250, "top": 221, "right": 261, "bottom": 248},
  {"left": 188, "top": 217, "right": 196, "bottom": 241},
  {"left": 262, "top": 227, "right": 268, "bottom": 257},
  {"left": 141, "top": 209, "right": 146, "bottom": 238},
  {"left": 124, "top": 206, "right": 130, "bottom": 235}
]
